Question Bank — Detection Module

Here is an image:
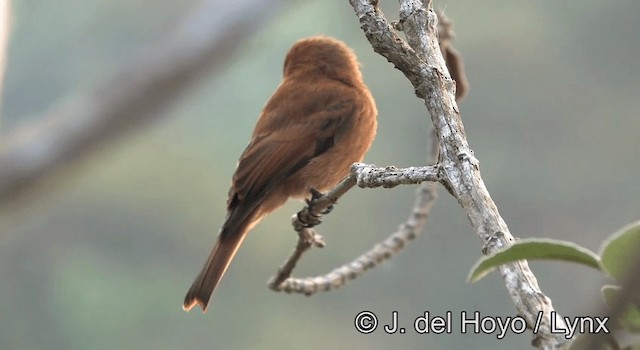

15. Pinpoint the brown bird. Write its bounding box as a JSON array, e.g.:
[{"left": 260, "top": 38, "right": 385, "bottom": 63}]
[{"left": 183, "top": 36, "right": 378, "bottom": 312}]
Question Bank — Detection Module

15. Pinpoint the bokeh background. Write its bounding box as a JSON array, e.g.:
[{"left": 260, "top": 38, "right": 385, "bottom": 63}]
[{"left": 1, "top": 0, "right": 639, "bottom": 349}]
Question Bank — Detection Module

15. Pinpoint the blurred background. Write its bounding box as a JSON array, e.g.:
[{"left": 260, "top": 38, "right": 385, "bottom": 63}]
[{"left": 1, "top": 0, "right": 639, "bottom": 349}]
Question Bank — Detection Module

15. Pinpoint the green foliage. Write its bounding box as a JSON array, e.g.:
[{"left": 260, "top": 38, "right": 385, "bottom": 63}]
[
  {"left": 468, "top": 239, "right": 601, "bottom": 283},
  {"left": 600, "top": 222, "right": 640, "bottom": 281},
  {"left": 470, "top": 221, "right": 640, "bottom": 347},
  {"left": 602, "top": 285, "right": 640, "bottom": 333}
]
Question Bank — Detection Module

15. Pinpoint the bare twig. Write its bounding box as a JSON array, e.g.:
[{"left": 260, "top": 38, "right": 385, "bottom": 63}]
[
  {"left": 354, "top": 163, "right": 440, "bottom": 188},
  {"left": 349, "top": 0, "right": 567, "bottom": 348},
  {"left": 270, "top": 181, "right": 438, "bottom": 295},
  {"left": 287, "top": 163, "right": 439, "bottom": 233},
  {"left": 0, "top": 0, "right": 286, "bottom": 206},
  {"left": 268, "top": 163, "right": 439, "bottom": 293},
  {"left": 267, "top": 226, "right": 326, "bottom": 291},
  {"left": 269, "top": 130, "right": 441, "bottom": 294}
]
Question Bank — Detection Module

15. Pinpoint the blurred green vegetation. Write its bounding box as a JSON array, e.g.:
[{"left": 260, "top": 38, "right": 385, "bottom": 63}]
[{"left": 1, "top": 0, "right": 639, "bottom": 349}]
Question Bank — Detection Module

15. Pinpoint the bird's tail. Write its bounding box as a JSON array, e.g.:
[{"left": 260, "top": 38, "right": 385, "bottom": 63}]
[{"left": 182, "top": 226, "right": 249, "bottom": 312}]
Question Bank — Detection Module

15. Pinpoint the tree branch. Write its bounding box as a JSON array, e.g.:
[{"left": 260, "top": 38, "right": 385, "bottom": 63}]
[
  {"left": 350, "top": 0, "right": 567, "bottom": 348},
  {"left": 269, "top": 129, "right": 441, "bottom": 294},
  {"left": 271, "top": 182, "right": 438, "bottom": 295},
  {"left": 0, "top": 0, "right": 286, "bottom": 206}
]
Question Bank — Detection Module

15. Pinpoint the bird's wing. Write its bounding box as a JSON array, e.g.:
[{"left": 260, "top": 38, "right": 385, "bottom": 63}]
[{"left": 222, "top": 87, "right": 358, "bottom": 236}]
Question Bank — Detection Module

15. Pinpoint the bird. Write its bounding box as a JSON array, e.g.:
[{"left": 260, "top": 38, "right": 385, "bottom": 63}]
[{"left": 182, "top": 36, "right": 378, "bottom": 312}]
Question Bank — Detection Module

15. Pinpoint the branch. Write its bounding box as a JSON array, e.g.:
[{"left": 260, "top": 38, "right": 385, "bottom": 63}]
[
  {"left": 0, "top": 0, "right": 286, "bottom": 206},
  {"left": 268, "top": 163, "right": 439, "bottom": 294},
  {"left": 269, "top": 125, "right": 441, "bottom": 294},
  {"left": 350, "top": 0, "right": 567, "bottom": 348}
]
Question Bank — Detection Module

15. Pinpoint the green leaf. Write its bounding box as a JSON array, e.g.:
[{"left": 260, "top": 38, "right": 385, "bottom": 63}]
[
  {"left": 468, "top": 238, "right": 601, "bottom": 283},
  {"left": 600, "top": 221, "right": 640, "bottom": 281},
  {"left": 601, "top": 284, "right": 622, "bottom": 307},
  {"left": 601, "top": 285, "right": 640, "bottom": 333}
]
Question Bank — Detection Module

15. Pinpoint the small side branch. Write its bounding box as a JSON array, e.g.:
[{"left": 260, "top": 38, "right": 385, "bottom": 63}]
[
  {"left": 267, "top": 227, "right": 326, "bottom": 291},
  {"left": 270, "top": 140, "right": 440, "bottom": 293},
  {"left": 269, "top": 179, "right": 438, "bottom": 295},
  {"left": 288, "top": 163, "right": 439, "bottom": 232},
  {"left": 353, "top": 163, "right": 439, "bottom": 188}
]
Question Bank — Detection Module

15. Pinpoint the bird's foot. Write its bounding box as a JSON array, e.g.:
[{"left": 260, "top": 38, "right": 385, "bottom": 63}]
[
  {"left": 297, "top": 210, "right": 321, "bottom": 228},
  {"left": 306, "top": 188, "right": 323, "bottom": 205},
  {"left": 298, "top": 188, "right": 335, "bottom": 228},
  {"left": 306, "top": 188, "right": 334, "bottom": 215}
]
